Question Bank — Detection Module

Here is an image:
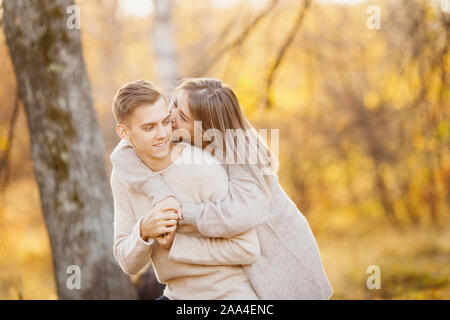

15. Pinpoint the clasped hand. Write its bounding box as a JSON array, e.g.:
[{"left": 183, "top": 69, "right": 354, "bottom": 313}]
[{"left": 139, "top": 196, "right": 182, "bottom": 249}]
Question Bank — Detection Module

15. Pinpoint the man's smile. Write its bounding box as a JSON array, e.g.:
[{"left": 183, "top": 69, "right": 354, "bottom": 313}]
[{"left": 153, "top": 140, "right": 169, "bottom": 150}]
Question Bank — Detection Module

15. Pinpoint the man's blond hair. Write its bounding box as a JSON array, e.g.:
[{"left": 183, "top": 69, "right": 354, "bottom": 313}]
[{"left": 112, "top": 80, "right": 165, "bottom": 123}]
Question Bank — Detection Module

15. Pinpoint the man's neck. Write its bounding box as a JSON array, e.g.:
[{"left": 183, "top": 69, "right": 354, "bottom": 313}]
[{"left": 139, "top": 143, "right": 175, "bottom": 172}]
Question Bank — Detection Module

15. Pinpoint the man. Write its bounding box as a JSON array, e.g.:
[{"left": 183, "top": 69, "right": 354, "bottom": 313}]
[{"left": 112, "top": 80, "right": 181, "bottom": 249}]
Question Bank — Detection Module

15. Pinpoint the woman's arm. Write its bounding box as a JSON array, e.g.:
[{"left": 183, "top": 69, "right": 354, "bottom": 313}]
[
  {"left": 168, "top": 228, "right": 260, "bottom": 266},
  {"left": 111, "top": 171, "right": 153, "bottom": 276},
  {"left": 179, "top": 165, "right": 271, "bottom": 238},
  {"left": 110, "top": 139, "right": 175, "bottom": 206},
  {"left": 111, "top": 141, "right": 271, "bottom": 238}
]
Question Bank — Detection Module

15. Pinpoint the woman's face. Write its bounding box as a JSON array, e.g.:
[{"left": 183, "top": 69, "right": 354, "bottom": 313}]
[{"left": 169, "top": 90, "right": 196, "bottom": 143}]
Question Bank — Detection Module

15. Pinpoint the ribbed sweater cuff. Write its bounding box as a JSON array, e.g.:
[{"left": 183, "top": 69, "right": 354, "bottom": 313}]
[
  {"left": 179, "top": 202, "right": 200, "bottom": 226},
  {"left": 133, "top": 216, "right": 154, "bottom": 247}
]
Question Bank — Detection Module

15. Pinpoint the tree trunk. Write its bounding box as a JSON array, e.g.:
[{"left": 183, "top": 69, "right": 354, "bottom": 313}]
[
  {"left": 2, "top": 0, "right": 138, "bottom": 299},
  {"left": 151, "top": 0, "right": 180, "bottom": 91}
]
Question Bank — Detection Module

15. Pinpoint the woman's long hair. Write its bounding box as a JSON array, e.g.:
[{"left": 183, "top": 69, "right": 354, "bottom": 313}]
[{"left": 173, "top": 78, "right": 279, "bottom": 197}]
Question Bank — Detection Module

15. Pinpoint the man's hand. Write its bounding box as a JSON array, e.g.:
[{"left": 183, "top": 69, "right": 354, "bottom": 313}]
[
  {"left": 155, "top": 231, "right": 175, "bottom": 249},
  {"left": 140, "top": 206, "right": 179, "bottom": 241}
]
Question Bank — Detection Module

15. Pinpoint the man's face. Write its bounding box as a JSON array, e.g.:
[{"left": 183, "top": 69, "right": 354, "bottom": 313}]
[
  {"left": 121, "top": 97, "right": 173, "bottom": 160},
  {"left": 169, "top": 90, "right": 195, "bottom": 143}
]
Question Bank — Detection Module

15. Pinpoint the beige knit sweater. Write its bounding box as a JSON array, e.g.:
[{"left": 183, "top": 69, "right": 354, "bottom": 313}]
[
  {"left": 111, "top": 143, "right": 260, "bottom": 300},
  {"left": 111, "top": 139, "right": 333, "bottom": 299}
]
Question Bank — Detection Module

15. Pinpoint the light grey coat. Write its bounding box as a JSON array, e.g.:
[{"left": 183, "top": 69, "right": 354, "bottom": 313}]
[{"left": 111, "top": 140, "right": 333, "bottom": 300}]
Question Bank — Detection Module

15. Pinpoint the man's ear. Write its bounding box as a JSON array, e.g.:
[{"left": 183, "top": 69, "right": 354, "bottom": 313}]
[{"left": 116, "top": 123, "right": 130, "bottom": 140}]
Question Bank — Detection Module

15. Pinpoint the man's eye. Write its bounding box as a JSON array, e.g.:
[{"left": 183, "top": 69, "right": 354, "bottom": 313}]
[
  {"left": 180, "top": 114, "right": 186, "bottom": 121},
  {"left": 163, "top": 119, "right": 171, "bottom": 125},
  {"left": 143, "top": 126, "right": 153, "bottom": 131}
]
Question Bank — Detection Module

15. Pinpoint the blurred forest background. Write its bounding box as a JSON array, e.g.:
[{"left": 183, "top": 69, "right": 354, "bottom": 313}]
[{"left": 0, "top": 0, "right": 448, "bottom": 299}]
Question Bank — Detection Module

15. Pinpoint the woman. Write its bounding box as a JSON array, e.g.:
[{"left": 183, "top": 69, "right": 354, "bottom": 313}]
[{"left": 111, "top": 78, "right": 333, "bottom": 299}]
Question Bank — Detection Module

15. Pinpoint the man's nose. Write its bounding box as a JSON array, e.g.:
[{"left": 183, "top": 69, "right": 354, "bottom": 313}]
[{"left": 156, "top": 124, "right": 168, "bottom": 139}]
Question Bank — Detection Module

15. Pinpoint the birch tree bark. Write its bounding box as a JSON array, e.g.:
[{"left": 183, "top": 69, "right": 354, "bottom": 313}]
[
  {"left": 152, "top": 0, "right": 180, "bottom": 91},
  {"left": 2, "top": 0, "right": 138, "bottom": 299}
]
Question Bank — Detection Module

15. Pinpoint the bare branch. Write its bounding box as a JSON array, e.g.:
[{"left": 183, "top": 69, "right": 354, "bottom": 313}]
[
  {"left": 191, "top": 0, "right": 279, "bottom": 76},
  {"left": 0, "top": 87, "right": 20, "bottom": 191},
  {"left": 218, "top": 0, "right": 278, "bottom": 55},
  {"left": 262, "top": 0, "right": 312, "bottom": 109}
]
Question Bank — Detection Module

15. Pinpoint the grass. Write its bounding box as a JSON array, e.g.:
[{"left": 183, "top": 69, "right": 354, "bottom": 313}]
[{"left": 317, "top": 223, "right": 450, "bottom": 299}]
